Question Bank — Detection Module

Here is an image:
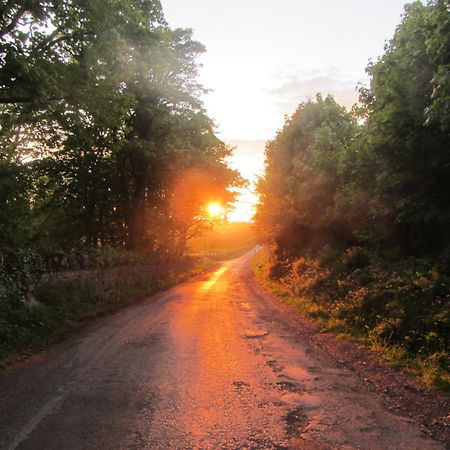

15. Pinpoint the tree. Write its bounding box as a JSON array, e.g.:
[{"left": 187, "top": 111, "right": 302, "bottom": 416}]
[
  {"left": 255, "top": 94, "right": 357, "bottom": 257},
  {"left": 354, "top": 0, "right": 450, "bottom": 254},
  {"left": 0, "top": 0, "right": 243, "bottom": 255},
  {"left": 256, "top": 1, "right": 450, "bottom": 260}
]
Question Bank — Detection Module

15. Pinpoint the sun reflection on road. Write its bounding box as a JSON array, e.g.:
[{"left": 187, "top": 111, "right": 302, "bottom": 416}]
[{"left": 201, "top": 267, "right": 228, "bottom": 291}]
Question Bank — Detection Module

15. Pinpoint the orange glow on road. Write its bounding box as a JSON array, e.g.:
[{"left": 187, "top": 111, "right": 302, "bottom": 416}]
[{"left": 201, "top": 266, "right": 228, "bottom": 291}]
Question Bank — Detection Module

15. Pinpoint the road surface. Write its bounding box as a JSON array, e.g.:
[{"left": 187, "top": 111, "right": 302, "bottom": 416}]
[{"left": 0, "top": 250, "right": 444, "bottom": 449}]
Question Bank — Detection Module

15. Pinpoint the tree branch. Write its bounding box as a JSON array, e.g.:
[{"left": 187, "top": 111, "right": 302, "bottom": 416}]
[
  {"left": 0, "top": 4, "right": 28, "bottom": 38},
  {"left": 0, "top": 94, "right": 75, "bottom": 104}
]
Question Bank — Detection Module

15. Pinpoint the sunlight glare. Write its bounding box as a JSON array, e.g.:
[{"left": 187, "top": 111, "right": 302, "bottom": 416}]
[{"left": 207, "top": 202, "right": 223, "bottom": 218}]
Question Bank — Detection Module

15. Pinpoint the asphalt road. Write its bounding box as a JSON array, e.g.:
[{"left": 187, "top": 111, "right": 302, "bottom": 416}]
[{"left": 0, "top": 249, "right": 444, "bottom": 449}]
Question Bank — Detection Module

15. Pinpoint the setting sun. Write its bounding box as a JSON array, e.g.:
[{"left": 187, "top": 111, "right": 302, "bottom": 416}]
[{"left": 207, "top": 202, "right": 224, "bottom": 218}]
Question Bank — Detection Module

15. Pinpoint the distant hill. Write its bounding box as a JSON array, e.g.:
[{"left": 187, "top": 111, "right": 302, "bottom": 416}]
[{"left": 188, "top": 222, "right": 256, "bottom": 260}]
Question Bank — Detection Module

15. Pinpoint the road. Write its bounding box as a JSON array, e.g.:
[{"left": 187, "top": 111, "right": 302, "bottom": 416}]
[{"left": 0, "top": 250, "right": 444, "bottom": 449}]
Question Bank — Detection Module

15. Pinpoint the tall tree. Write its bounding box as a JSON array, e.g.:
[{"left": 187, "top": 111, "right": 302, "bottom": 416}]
[
  {"left": 0, "top": 0, "right": 242, "bottom": 254},
  {"left": 255, "top": 94, "right": 357, "bottom": 257},
  {"left": 355, "top": 0, "right": 450, "bottom": 254}
]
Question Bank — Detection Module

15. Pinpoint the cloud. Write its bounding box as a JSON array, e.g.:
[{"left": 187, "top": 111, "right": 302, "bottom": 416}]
[{"left": 267, "top": 68, "right": 366, "bottom": 114}]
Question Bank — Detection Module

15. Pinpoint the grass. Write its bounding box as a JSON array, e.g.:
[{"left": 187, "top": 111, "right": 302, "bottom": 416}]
[
  {"left": 188, "top": 221, "right": 255, "bottom": 260},
  {"left": 0, "top": 222, "right": 254, "bottom": 368},
  {"left": 0, "top": 259, "right": 209, "bottom": 367},
  {"left": 252, "top": 249, "right": 450, "bottom": 391}
]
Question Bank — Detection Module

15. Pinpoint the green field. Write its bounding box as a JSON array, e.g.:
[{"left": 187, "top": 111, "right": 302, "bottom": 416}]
[{"left": 188, "top": 221, "right": 256, "bottom": 260}]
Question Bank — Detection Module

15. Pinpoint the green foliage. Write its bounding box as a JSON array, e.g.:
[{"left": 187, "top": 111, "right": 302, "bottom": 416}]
[
  {"left": 0, "top": 161, "right": 31, "bottom": 249},
  {"left": 256, "top": 0, "right": 450, "bottom": 258},
  {"left": 341, "top": 247, "right": 371, "bottom": 271},
  {"left": 254, "top": 94, "right": 357, "bottom": 257},
  {"left": 0, "top": 2, "right": 243, "bottom": 365},
  {"left": 0, "top": 0, "right": 242, "bottom": 255},
  {"left": 254, "top": 2, "right": 450, "bottom": 388},
  {"left": 351, "top": 0, "right": 450, "bottom": 252},
  {"left": 0, "top": 256, "right": 199, "bottom": 365},
  {"left": 255, "top": 250, "right": 449, "bottom": 388},
  {"left": 0, "top": 250, "right": 43, "bottom": 304}
]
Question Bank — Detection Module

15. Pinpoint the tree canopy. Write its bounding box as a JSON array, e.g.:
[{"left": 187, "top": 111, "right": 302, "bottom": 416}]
[
  {"left": 0, "top": 0, "right": 242, "bottom": 254},
  {"left": 255, "top": 0, "right": 450, "bottom": 260}
]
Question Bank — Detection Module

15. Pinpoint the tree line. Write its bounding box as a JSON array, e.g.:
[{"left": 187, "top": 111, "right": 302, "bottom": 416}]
[
  {"left": 0, "top": 0, "right": 242, "bottom": 257},
  {"left": 254, "top": 1, "right": 449, "bottom": 378},
  {"left": 255, "top": 0, "right": 450, "bottom": 262}
]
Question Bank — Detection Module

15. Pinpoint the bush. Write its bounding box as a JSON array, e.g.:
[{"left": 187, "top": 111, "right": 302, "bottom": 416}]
[
  {"left": 0, "top": 250, "right": 43, "bottom": 305},
  {"left": 341, "top": 246, "right": 371, "bottom": 271},
  {"left": 259, "top": 251, "right": 450, "bottom": 388},
  {"left": 267, "top": 260, "right": 291, "bottom": 280}
]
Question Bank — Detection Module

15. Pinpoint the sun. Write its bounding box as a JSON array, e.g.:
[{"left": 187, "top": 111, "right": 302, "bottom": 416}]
[{"left": 207, "top": 202, "right": 223, "bottom": 219}]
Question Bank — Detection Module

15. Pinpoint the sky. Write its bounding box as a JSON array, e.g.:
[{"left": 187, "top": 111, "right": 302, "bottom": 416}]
[{"left": 161, "top": 0, "right": 415, "bottom": 221}]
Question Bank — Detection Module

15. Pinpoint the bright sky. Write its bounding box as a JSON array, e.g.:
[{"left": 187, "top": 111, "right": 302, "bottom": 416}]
[{"left": 162, "top": 0, "right": 415, "bottom": 221}]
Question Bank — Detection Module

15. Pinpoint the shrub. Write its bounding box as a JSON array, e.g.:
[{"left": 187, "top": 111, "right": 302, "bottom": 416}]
[
  {"left": 267, "top": 260, "right": 291, "bottom": 280},
  {"left": 341, "top": 246, "right": 371, "bottom": 271}
]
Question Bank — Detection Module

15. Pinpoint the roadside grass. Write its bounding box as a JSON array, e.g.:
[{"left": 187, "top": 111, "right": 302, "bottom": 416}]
[
  {"left": 252, "top": 249, "right": 450, "bottom": 391},
  {"left": 204, "top": 243, "right": 256, "bottom": 261},
  {"left": 0, "top": 259, "right": 210, "bottom": 367},
  {"left": 0, "top": 222, "right": 253, "bottom": 368}
]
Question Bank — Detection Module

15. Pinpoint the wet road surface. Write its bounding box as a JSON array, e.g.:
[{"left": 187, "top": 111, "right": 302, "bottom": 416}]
[{"left": 0, "top": 250, "right": 444, "bottom": 449}]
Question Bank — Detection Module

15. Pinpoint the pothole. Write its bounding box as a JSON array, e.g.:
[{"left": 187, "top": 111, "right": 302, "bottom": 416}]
[
  {"left": 277, "top": 381, "right": 304, "bottom": 394},
  {"left": 232, "top": 380, "right": 250, "bottom": 391},
  {"left": 267, "top": 359, "right": 284, "bottom": 372},
  {"left": 243, "top": 329, "right": 269, "bottom": 339},
  {"left": 284, "top": 406, "right": 308, "bottom": 438}
]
